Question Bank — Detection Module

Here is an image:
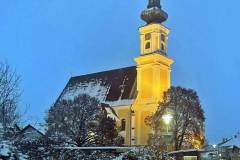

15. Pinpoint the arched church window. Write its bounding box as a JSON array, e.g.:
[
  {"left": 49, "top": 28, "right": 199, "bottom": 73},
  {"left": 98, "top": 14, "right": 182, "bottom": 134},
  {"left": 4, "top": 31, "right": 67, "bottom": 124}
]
[
  {"left": 145, "top": 42, "right": 151, "bottom": 49},
  {"left": 121, "top": 119, "right": 126, "bottom": 131},
  {"left": 161, "top": 43, "right": 165, "bottom": 51},
  {"left": 161, "top": 34, "right": 165, "bottom": 42}
]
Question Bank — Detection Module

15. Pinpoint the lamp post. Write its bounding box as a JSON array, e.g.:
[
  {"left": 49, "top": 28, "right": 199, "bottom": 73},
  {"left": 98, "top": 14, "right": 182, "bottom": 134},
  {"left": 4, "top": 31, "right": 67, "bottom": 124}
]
[{"left": 162, "top": 112, "right": 173, "bottom": 152}]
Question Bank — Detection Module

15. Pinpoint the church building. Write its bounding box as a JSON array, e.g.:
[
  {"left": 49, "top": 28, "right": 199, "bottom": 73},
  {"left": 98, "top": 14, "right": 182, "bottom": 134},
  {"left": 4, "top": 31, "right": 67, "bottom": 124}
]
[{"left": 57, "top": 0, "right": 173, "bottom": 146}]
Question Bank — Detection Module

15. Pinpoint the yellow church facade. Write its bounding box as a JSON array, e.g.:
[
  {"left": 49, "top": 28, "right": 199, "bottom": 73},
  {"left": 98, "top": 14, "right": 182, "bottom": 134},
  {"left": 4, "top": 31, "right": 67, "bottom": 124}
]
[
  {"left": 114, "top": 23, "right": 173, "bottom": 145},
  {"left": 58, "top": 0, "right": 174, "bottom": 146},
  {"left": 113, "top": 0, "right": 174, "bottom": 146}
]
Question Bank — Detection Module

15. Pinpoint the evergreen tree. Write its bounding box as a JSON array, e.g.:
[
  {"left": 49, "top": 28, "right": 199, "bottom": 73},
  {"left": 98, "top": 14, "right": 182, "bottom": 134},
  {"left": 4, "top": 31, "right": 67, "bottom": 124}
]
[{"left": 96, "top": 109, "right": 123, "bottom": 146}]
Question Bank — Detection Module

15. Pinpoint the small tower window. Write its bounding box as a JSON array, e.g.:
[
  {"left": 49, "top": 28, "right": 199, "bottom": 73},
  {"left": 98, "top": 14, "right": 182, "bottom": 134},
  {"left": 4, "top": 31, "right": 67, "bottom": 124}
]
[
  {"left": 145, "top": 33, "right": 151, "bottom": 40},
  {"left": 161, "top": 43, "right": 165, "bottom": 51},
  {"left": 121, "top": 119, "right": 126, "bottom": 131},
  {"left": 161, "top": 34, "right": 165, "bottom": 42},
  {"left": 145, "top": 42, "right": 151, "bottom": 49}
]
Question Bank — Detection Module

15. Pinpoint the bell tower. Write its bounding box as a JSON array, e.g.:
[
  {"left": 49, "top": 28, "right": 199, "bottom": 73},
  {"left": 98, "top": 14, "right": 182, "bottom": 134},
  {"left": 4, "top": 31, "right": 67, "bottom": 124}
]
[
  {"left": 132, "top": 0, "right": 174, "bottom": 145},
  {"left": 135, "top": 0, "right": 173, "bottom": 104},
  {"left": 140, "top": 0, "right": 169, "bottom": 56}
]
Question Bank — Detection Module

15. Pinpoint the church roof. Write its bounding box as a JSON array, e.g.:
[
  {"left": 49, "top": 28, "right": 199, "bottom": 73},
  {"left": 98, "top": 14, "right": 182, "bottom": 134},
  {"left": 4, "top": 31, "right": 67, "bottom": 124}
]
[{"left": 58, "top": 66, "right": 137, "bottom": 106}]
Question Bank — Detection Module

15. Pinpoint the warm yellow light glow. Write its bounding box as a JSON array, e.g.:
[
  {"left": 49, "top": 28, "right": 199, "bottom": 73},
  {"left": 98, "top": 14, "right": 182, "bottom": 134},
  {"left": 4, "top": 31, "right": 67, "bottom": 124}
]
[
  {"left": 162, "top": 113, "right": 173, "bottom": 125},
  {"left": 89, "top": 132, "right": 95, "bottom": 136}
]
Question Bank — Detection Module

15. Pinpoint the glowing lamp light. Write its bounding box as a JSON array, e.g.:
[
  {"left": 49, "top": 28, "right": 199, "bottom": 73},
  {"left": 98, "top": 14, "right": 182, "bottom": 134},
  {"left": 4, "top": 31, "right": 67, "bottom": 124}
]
[
  {"left": 89, "top": 132, "right": 95, "bottom": 136},
  {"left": 212, "top": 144, "right": 217, "bottom": 148},
  {"left": 162, "top": 113, "right": 173, "bottom": 125}
]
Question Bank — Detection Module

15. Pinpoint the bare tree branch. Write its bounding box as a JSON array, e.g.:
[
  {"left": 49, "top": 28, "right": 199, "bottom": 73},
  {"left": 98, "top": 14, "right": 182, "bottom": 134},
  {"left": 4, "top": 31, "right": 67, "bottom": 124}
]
[{"left": 0, "top": 61, "right": 21, "bottom": 129}]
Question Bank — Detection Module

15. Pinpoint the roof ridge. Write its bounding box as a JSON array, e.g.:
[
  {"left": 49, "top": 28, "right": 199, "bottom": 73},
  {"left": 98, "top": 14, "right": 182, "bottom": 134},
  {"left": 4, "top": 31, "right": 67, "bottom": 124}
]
[{"left": 71, "top": 66, "right": 136, "bottom": 79}]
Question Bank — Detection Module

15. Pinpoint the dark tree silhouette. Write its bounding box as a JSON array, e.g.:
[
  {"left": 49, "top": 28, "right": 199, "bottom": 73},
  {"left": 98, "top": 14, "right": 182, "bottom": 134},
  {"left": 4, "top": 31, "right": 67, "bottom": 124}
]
[
  {"left": 0, "top": 62, "right": 21, "bottom": 130},
  {"left": 147, "top": 86, "right": 205, "bottom": 151},
  {"left": 96, "top": 109, "right": 123, "bottom": 146},
  {"left": 46, "top": 94, "right": 122, "bottom": 147}
]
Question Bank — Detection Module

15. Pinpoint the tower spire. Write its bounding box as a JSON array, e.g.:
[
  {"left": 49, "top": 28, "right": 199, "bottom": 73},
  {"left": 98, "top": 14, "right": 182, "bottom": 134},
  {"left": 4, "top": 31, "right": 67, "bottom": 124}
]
[
  {"left": 141, "top": 0, "right": 168, "bottom": 24},
  {"left": 147, "top": 0, "right": 161, "bottom": 8}
]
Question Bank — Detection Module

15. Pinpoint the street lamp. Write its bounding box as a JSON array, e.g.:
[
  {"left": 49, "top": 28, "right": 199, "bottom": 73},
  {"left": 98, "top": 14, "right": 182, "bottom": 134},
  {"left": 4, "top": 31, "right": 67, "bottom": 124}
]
[
  {"left": 162, "top": 112, "right": 173, "bottom": 152},
  {"left": 162, "top": 113, "right": 173, "bottom": 125},
  {"left": 88, "top": 131, "right": 96, "bottom": 142},
  {"left": 89, "top": 132, "right": 95, "bottom": 137}
]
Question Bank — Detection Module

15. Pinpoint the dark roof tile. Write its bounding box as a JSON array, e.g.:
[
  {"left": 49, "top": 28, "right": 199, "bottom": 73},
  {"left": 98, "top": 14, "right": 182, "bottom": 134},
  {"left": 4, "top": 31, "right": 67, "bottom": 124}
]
[{"left": 59, "top": 66, "right": 137, "bottom": 103}]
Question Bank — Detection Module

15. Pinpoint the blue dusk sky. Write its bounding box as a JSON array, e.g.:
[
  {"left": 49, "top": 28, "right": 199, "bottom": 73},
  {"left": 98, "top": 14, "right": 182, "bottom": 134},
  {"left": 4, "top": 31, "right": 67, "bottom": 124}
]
[{"left": 0, "top": 0, "right": 239, "bottom": 144}]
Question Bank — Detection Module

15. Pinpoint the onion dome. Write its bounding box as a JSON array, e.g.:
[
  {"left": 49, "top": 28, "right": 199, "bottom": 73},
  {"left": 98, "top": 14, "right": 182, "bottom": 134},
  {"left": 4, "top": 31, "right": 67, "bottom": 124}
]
[{"left": 141, "top": 0, "right": 168, "bottom": 24}]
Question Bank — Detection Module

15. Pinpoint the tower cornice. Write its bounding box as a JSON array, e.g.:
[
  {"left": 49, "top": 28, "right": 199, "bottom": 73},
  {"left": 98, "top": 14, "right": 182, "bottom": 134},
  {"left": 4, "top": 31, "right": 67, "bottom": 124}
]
[{"left": 139, "top": 23, "right": 169, "bottom": 34}]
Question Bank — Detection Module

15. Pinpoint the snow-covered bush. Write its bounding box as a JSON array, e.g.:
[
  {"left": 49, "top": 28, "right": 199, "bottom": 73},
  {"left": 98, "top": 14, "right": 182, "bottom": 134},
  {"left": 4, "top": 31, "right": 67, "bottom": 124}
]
[
  {"left": 115, "top": 147, "right": 163, "bottom": 160},
  {"left": 0, "top": 123, "right": 27, "bottom": 159},
  {"left": 0, "top": 140, "right": 27, "bottom": 160},
  {"left": 57, "top": 149, "right": 86, "bottom": 160},
  {"left": 41, "top": 94, "right": 124, "bottom": 159},
  {"left": 88, "top": 150, "right": 117, "bottom": 160}
]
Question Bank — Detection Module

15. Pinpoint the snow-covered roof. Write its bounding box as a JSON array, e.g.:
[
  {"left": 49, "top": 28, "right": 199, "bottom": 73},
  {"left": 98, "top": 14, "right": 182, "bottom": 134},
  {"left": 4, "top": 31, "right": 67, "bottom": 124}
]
[
  {"left": 221, "top": 137, "right": 240, "bottom": 147},
  {"left": 16, "top": 125, "right": 44, "bottom": 142},
  {"left": 58, "top": 66, "right": 137, "bottom": 106},
  {"left": 168, "top": 149, "right": 205, "bottom": 155}
]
